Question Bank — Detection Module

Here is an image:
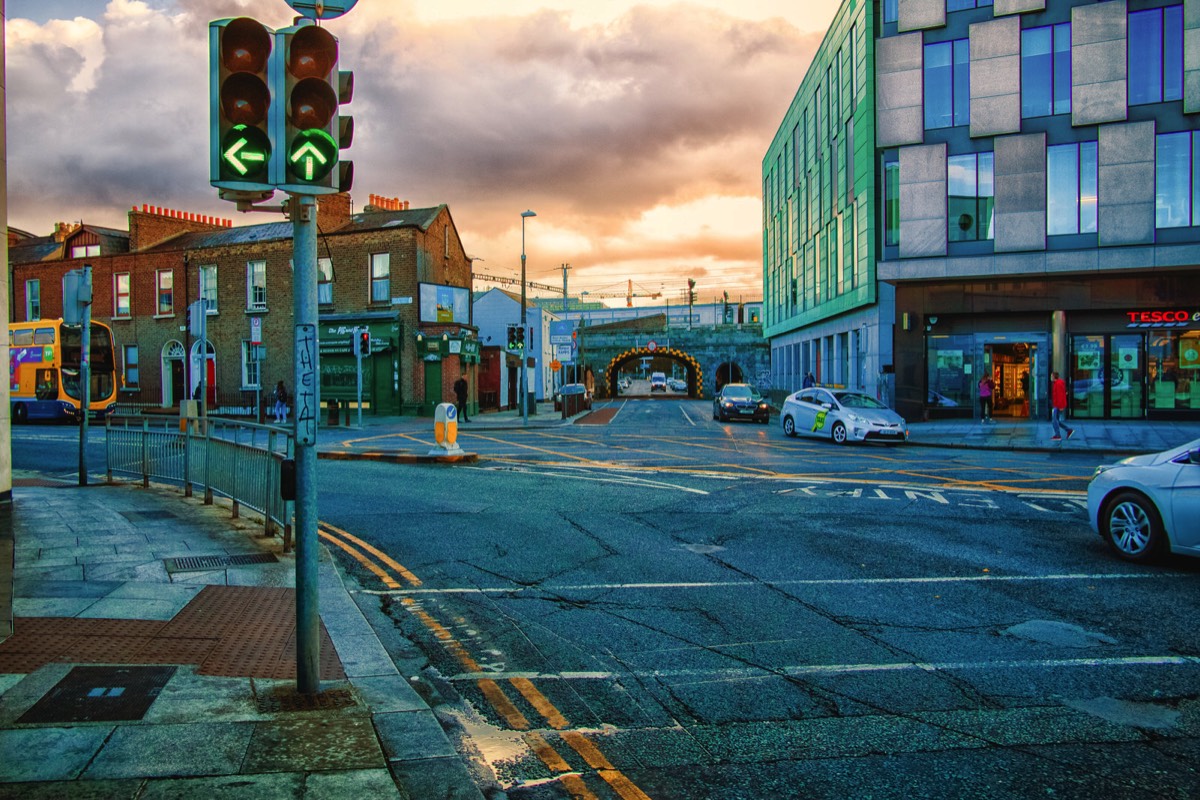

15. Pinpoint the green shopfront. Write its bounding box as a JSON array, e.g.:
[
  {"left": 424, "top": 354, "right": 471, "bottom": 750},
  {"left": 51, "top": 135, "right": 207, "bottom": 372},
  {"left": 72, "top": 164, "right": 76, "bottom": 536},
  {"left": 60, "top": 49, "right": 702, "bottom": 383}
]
[{"left": 319, "top": 314, "right": 402, "bottom": 416}]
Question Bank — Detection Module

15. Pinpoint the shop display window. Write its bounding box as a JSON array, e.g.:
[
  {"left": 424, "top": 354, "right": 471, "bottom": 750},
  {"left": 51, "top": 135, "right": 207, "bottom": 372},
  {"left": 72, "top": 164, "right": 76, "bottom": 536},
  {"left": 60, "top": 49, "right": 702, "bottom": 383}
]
[
  {"left": 927, "top": 335, "right": 973, "bottom": 409},
  {"left": 1149, "top": 332, "right": 1200, "bottom": 410},
  {"left": 1071, "top": 335, "right": 1105, "bottom": 418}
]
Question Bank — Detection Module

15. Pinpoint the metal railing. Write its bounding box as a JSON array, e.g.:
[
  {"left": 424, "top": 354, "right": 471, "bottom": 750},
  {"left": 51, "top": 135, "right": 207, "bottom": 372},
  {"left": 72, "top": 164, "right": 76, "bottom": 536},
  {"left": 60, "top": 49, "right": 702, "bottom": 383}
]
[{"left": 105, "top": 415, "right": 294, "bottom": 550}]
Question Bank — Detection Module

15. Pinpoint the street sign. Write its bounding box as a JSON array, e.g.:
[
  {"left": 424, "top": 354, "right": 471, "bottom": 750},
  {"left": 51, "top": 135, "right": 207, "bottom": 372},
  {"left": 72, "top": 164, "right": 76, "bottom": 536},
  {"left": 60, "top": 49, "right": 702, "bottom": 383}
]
[
  {"left": 647, "top": 340, "right": 657, "bottom": 352},
  {"left": 250, "top": 316, "right": 262, "bottom": 344},
  {"left": 549, "top": 320, "right": 574, "bottom": 345},
  {"left": 550, "top": 360, "right": 562, "bottom": 371},
  {"left": 555, "top": 344, "right": 574, "bottom": 364}
]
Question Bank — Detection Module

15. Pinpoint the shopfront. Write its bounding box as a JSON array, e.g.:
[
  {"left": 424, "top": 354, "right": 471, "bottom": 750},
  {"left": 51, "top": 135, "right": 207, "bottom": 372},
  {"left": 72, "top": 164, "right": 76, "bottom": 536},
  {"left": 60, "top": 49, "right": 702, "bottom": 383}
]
[{"left": 1068, "top": 308, "right": 1200, "bottom": 420}]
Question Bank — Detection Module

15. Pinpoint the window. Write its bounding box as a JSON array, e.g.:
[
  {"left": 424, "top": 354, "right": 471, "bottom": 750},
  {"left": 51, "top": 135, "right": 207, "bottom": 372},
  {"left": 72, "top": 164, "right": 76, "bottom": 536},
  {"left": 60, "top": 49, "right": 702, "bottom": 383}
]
[
  {"left": 200, "top": 265, "right": 218, "bottom": 312},
  {"left": 884, "top": 157, "right": 900, "bottom": 247},
  {"left": 1022, "top": 24, "right": 1071, "bottom": 118},
  {"left": 948, "top": 0, "right": 992, "bottom": 11},
  {"left": 241, "top": 341, "right": 261, "bottom": 389},
  {"left": 883, "top": 0, "right": 897, "bottom": 24},
  {"left": 1155, "top": 131, "right": 1198, "bottom": 228},
  {"left": 1047, "top": 142, "right": 1098, "bottom": 235},
  {"left": 924, "top": 39, "right": 970, "bottom": 129},
  {"left": 247, "top": 260, "right": 267, "bottom": 310},
  {"left": 947, "top": 152, "right": 994, "bottom": 242},
  {"left": 318, "top": 257, "right": 333, "bottom": 305},
  {"left": 1128, "top": 6, "right": 1183, "bottom": 106},
  {"left": 25, "top": 280, "right": 40, "bottom": 321},
  {"left": 114, "top": 273, "right": 131, "bottom": 317},
  {"left": 370, "top": 253, "right": 390, "bottom": 303},
  {"left": 70, "top": 243, "right": 99, "bottom": 259},
  {"left": 156, "top": 269, "right": 173, "bottom": 315},
  {"left": 124, "top": 345, "right": 139, "bottom": 388}
]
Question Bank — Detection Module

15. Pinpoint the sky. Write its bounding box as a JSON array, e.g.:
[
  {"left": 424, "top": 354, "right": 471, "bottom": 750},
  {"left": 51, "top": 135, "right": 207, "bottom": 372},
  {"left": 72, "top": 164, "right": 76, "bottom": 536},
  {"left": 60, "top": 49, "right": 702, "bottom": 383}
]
[{"left": 5, "top": 0, "right": 837, "bottom": 306}]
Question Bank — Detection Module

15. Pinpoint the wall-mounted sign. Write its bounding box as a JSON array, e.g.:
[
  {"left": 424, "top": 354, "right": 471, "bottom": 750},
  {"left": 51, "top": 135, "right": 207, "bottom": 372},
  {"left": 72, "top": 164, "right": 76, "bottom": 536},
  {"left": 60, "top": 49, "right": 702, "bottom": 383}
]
[
  {"left": 419, "top": 283, "right": 469, "bottom": 324},
  {"left": 1125, "top": 309, "right": 1200, "bottom": 327}
]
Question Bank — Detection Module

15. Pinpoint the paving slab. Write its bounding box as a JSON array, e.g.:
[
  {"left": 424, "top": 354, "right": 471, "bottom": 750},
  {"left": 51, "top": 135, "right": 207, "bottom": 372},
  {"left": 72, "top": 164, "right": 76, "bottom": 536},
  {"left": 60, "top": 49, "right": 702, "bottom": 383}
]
[
  {"left": 351, "top": 675, "right": 429, "bottom": 713},
  {"left": 241, "top": 714, "right": 383, "bottom": 773},
  {"left": 334, "top": 633, "right": 400, "bottom": 678},
  {"left": 387, "top": 756, "right": 487, "bottom": 800},
  {"left": 374, "top": 709, "right": 458, "bottom": 760},
  {"left": 0, "top": 778, "right": 145, "bottom": 800},
  {"left": 83, "top": 721, "right": 256, "bottom": 780},
  {"left": 305, "top": 768, "right": 404, "bottom": 799},
  {"left": 0, "top": 725, "right": 114, "bottom": 781},
  {"left": 139, "top": 772, "right": 303, "bottom": 800}
]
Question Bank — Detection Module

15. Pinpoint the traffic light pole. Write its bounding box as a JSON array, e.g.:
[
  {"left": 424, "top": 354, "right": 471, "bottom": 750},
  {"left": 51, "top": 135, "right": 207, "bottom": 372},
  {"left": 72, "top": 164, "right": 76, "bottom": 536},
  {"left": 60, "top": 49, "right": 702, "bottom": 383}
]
[
  {"left": 78, "top": 266, "right": 92, "bottom": 486},
  {"left": 292, "top": 194, "right": 321, "bottom": 694},
  {"left": 356, "top": 331, "right": 363, "bottom": 429}
]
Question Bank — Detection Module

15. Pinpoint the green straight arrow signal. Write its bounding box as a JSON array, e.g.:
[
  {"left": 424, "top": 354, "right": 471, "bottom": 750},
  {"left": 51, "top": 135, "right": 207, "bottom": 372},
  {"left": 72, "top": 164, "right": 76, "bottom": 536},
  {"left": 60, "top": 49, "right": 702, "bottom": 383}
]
[{"left": 286, "top": 129, "right": 338, "bottom": 183}]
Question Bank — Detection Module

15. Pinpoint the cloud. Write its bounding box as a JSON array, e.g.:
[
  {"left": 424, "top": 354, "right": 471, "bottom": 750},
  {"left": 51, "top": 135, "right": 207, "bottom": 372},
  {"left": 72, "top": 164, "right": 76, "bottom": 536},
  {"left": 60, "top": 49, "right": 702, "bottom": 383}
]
[{"left": 6, "top": 0, "right": 826, "bottom": 303}]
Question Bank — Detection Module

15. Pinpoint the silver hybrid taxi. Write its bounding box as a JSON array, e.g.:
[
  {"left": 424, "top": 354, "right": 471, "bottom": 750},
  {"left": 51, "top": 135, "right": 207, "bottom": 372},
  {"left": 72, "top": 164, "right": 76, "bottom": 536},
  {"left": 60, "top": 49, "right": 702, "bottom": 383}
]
[
  {"left": 780, "top": 388, "right": 908, "bottom": 445},
  {"left": 1088, "top": 438, "right": 1200, "bottom": 562}
]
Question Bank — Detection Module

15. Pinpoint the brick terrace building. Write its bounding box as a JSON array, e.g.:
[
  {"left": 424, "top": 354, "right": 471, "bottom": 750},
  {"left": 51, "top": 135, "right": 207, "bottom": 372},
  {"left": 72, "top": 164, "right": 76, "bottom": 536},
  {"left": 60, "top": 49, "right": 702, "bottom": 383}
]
[{"left": 9, "top": 193, "right": 480, "bottom": 418}]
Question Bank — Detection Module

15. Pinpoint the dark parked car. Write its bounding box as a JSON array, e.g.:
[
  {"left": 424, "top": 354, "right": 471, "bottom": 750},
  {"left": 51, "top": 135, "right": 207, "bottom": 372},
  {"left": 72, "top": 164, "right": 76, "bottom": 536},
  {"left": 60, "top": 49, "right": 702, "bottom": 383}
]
[{"left": 712, "top": 383, "right": 770, "bottom": 423}]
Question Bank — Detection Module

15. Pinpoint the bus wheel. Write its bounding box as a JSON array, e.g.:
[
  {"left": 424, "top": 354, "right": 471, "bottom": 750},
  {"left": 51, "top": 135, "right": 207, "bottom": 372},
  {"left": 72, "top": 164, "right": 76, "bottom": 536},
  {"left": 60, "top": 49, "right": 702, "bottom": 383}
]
[{"left": 13, "top": 404, "right": 27, "bottom": 424}]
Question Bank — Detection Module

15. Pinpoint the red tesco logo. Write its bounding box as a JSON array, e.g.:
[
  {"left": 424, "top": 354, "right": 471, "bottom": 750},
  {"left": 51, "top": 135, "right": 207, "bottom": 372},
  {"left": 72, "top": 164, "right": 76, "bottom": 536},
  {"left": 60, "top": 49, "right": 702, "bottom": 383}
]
[{"left": 1125, "top": 310, "right": 1191, "bottom": 324}]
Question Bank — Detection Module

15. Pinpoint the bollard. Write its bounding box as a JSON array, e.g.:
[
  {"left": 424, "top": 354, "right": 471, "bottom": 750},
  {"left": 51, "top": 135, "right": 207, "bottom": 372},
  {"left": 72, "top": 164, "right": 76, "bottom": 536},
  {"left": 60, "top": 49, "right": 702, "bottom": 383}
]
[{"left": 430, "top": 402, "right": 464, "bottom": 455}]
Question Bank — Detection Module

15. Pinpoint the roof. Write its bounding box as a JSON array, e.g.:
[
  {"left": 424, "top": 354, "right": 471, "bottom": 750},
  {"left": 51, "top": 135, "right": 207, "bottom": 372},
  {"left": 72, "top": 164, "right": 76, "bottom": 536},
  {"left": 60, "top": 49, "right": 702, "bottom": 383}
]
[{"left": 475, "top": 287, "right": 538, "bottom": 309}]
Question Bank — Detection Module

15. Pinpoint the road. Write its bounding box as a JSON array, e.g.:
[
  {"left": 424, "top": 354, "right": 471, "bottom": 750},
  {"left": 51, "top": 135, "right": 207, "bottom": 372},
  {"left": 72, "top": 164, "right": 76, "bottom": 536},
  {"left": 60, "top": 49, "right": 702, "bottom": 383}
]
[{"left": 14, "top": 405, "right": 1200, "bottom": 799}]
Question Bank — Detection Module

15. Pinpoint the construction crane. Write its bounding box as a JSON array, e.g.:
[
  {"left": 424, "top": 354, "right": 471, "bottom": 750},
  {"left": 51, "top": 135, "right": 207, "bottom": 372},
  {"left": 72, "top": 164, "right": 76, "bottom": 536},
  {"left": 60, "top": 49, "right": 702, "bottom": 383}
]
[{"left": 581, "top": 279, "right": 663, "bottom": 307}]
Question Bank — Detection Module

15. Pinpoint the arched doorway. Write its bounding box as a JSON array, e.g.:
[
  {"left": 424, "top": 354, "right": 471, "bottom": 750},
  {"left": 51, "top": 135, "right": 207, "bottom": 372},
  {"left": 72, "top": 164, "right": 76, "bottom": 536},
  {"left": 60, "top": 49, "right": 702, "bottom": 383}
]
[
  {"left": 189, "top": 340, "right": 216, "bottom": 406},
  {"left": 161, "top": 340, "right": 186, "bottom": 407},
  {"left": 714, "top": 362, "right": 744, "bottom": 393},
  {"left": 601, "top": 347, "right": 704, "bottom": 398}
]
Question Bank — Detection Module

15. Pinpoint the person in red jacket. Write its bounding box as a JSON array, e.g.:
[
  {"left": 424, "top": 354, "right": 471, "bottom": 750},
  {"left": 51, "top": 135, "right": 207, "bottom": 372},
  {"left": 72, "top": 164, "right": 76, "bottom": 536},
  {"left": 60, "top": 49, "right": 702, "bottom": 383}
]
[{"left": 1050, "top": 371, "right": 1075, "bottom": 441}]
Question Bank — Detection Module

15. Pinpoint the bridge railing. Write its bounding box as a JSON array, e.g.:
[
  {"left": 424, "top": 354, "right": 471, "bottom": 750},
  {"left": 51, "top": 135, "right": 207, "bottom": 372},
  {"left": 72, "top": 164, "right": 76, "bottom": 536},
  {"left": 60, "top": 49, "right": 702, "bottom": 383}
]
[{"left": 105, "top": 416, "right": 294, "bottom": 550}]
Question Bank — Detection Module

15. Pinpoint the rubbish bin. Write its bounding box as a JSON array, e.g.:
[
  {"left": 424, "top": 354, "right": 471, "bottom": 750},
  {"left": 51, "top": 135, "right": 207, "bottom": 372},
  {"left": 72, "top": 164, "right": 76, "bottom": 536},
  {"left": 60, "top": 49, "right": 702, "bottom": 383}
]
[
  {"left": 328, "top": 399, "right": 340, "bottom": 426},
  {"left": 560, "top": 383, "right": 586, "bottom": 418}
]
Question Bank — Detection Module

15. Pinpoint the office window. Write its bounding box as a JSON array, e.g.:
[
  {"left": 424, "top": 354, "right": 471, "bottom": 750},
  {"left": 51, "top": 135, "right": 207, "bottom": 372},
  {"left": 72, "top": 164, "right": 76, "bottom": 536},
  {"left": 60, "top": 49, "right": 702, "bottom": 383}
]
[
  {"left": 883, "top": 0, "right": 897, "bottom": 24},
  {"left": 370, "top": 253, "right": 390, "bottom": 303},
  {"left": 1047, "top": 142, "right": 1098, "bottom": 235},
  {"left": 1129, "top": 6, "right": 1183, "bottom": 106},
  {"left": 948, "top": 0, "right": 992, "bottom": 11},
  {"left": 884, "top": 157, "right": 900, "bottom": 247},
  {"left": 947, "top": 152, "right": 994, "bottom": 242},
  {"left": 318, "top": 257, "right": 333, "bottom": 305},
  {"left": 924, "top": 39, "right": 970, "bottom": 129},
  {"left": 1022, "top": 24, "right": 1071, "bottom": 118},
  {"left": 70, "top": 243, "right": 99, "bottom": 259},
  {"left": 25, "top": 280, "right": 40, "bottom": 321},
  {"left": 247, "top": 260, "right": 267, "bottom": 310},
  {"left": 124, "top": 345, "right": 139, "bottom": 388},
  {"left": 1155, "top": 131, "right": 1198, "bottom": 228},
  {"left": 114, "top": 273, "right": 131, "bottom": 317},
  {"left": 241, "top": 341, "right": 261, "bottom": 389},
  {"left": 200, "top": 265, "right": 218, "bottom": 312},
  {"left": 156, "top": 269, "right": 173, "bottom": 315}
]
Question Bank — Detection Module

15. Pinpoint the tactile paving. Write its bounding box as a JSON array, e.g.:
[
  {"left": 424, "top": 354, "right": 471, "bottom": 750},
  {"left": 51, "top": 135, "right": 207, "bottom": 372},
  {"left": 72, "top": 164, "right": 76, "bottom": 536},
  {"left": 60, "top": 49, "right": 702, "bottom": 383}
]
[{"left": 0, "top": 586, "right": 344, "bottom": 680}]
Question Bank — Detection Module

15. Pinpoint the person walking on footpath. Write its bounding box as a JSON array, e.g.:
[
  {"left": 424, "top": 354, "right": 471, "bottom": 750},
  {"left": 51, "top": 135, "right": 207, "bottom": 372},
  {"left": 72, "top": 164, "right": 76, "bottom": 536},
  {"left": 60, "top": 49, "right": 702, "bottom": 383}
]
[
  {"left": 802, "top": 371, "right": 816, "bottom": 389},
  {"left": 1050, "top": 371, "right": 1075, "bottom": 441},
  {"left": 978, "top": 373, "right": 994, "bottom": 423},
  {"left": 272, "top": 380, "right": 289, "bottom": 424},
  {"left": 453, "top": 371, "right": 470, "bottom": 422}
]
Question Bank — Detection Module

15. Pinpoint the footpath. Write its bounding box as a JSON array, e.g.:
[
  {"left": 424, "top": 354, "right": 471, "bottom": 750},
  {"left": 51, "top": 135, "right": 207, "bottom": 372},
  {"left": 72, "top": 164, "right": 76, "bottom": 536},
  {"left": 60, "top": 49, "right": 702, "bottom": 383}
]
[{"left": 2, "top": 402, "right": 1199, "bottom": 798}]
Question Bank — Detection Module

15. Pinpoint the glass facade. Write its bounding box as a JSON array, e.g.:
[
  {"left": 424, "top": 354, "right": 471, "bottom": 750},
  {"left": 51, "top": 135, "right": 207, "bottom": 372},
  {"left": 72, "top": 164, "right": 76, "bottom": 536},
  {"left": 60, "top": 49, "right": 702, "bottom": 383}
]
[
  {"left": 947, "top": 152, "right": 994, "bottom": 242},
  {"left": 1128, "top": 5, "right": 1183, "bottom": 106},
  {"left": 924, "top": 39, "right": 970, "bottom": 130},
  {"left": 1047, "top": 142, "right": 1097, "bottom": 235},
  {"left": 1021, "top": 24, "right": 1070, "bottom": 118}
]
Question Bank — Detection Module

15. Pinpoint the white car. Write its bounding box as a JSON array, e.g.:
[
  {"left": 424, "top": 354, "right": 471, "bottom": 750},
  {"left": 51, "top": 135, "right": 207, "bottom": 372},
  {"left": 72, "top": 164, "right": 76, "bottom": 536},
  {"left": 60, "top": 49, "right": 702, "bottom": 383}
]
[
  {"left": 1087, "top": 438, "right": 1200, "bottom": 562},
  {"left": 780, "top": 388, "right": 908, "bottom": 445}
]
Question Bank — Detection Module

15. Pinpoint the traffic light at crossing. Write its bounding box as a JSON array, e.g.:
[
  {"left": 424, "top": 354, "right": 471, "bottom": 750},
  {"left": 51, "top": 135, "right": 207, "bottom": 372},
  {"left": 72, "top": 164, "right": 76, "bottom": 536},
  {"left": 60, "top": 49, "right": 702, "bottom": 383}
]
[
  {"left": 273, "top": 22, "right": 353, "bottom": 194},
  {"left": 516, "top": 327, "right": 526, "bottom": 351},
  {"left": 359, "top": 329, "right": 371, "bottom": 356},
  {"left": 210, "top": 18, "right": 275, "bottom": 193},
  {"left": 506, "top": 326, "right": 517, "bottom": 351}
]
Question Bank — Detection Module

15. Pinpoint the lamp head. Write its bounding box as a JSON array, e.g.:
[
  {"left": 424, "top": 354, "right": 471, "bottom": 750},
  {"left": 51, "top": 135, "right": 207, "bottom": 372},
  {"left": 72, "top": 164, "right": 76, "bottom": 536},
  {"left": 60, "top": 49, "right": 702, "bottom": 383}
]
[{"left": 521, "top": 210, "right": 537, "bottom": 218}]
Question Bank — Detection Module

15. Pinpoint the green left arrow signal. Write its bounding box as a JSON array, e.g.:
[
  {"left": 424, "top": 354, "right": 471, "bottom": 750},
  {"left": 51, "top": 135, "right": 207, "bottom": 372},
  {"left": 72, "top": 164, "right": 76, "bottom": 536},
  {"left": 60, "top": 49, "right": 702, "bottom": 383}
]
[
  {"left": 219, "top": 125, "right": 271, "bottom": 181},
  {"left": 287, "top": 129, "right": 338, "bottom": 183}
]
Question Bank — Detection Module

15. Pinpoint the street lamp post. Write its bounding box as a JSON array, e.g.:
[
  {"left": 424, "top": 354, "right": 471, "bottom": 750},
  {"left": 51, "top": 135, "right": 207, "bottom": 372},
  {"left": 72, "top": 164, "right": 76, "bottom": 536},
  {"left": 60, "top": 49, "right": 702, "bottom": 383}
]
[{"left": 520, "top": 210, "right": 536, "bottom": 425}]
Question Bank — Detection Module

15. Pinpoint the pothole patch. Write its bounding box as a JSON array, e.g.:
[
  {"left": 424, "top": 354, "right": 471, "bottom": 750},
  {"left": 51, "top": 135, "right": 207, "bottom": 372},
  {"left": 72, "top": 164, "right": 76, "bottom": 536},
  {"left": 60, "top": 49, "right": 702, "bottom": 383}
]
[
  {"left": 1063, "top": 696, "right": 1181, "bottom": 730},
  {"left": 1001, "top": 619, "right": 1116, "bottom": 648}
]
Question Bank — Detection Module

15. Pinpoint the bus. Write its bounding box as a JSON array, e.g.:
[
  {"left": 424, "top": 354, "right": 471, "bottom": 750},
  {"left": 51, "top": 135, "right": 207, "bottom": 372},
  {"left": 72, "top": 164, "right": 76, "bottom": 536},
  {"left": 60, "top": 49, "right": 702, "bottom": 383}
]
[{"left": 10, "top": 319, "right": 119, "bottom": 423}]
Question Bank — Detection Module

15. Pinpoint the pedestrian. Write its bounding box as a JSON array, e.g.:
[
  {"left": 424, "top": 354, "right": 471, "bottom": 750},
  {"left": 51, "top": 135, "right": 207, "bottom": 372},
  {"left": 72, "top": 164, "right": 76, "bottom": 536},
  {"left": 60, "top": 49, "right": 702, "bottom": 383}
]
[
  {"left": 978, "top": 373, "right": 994, "bottom": 422},
  {"left": 453, "top": 371, "right": 470, "bottom": 422},
  {"left": 1050, "top": 371, "right": 1075, "bottom": 442},
  {"left": 802, "top": 371, "right": 815, "bottom": 389},
  {"left": 272, "top": 380, "right": 288, "bottom": 424}
]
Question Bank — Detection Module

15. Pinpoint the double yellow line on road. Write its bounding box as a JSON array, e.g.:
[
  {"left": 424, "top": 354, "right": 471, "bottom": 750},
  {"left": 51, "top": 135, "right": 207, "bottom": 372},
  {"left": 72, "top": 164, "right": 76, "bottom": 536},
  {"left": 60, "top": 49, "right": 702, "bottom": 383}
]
[{"left": 317, "top": 520, "right": 652, "bottom": 800}]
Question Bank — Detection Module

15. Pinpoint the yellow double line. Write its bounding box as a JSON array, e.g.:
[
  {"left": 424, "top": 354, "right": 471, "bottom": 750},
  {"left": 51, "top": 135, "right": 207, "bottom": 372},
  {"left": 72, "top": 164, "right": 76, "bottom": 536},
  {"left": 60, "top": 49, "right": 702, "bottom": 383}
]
[{"left": 317, "top": 521, "right": 653, "bottom": 800}]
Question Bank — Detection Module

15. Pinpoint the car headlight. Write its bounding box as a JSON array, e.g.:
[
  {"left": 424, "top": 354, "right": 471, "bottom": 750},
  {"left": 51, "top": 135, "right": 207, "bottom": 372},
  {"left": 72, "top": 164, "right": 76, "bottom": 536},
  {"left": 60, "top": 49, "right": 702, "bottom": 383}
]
[
  {"left": 758, "top": 402, "right": 769, "bottom": 409},
  {"left": 1091, "top": 464, "right": 1115, "bottom": 480},
  {"left": 845, "top": 412, "right": 861, "bottom": 423}
]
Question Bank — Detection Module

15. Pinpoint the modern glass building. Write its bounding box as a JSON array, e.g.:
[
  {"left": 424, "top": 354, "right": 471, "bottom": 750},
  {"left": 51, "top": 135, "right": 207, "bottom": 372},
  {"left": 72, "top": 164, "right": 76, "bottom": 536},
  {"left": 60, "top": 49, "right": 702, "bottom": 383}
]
[{"left": 875, "top": 0, "right": 1200, "bottom": 421}]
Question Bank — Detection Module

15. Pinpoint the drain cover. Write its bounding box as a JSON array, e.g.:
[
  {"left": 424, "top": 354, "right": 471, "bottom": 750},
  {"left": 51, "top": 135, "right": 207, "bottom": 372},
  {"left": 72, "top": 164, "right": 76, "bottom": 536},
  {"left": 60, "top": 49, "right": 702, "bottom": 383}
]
[
  {"left": 256, "top": 687, "right": 356, "bottom": 713},
  {"left": 165, "top": 553, "right": 279, "bottom": 573},
  {"left": 18, "top": 665, "right": 176, "bottom": 723}
]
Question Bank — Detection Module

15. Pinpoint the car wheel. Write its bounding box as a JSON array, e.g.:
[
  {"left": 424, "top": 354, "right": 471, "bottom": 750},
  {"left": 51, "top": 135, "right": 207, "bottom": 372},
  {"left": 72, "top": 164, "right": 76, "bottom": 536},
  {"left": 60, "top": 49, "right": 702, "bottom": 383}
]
[
  {"left": 831, "top": 421, "right": 848, "bottom": 445},
  {"left": 1102, "top": 491, "right": 1166, "bottom": 563},
  {"left": 782, "top": 415, "right": 796, "bottom": 437}
]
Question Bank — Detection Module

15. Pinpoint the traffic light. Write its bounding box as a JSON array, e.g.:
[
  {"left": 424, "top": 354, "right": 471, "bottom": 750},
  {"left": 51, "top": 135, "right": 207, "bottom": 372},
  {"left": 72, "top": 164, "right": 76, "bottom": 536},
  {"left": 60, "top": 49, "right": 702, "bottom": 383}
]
[
  {"left": 351, "top": 327, "right": 360, "bottom": 356},
  {"left": 506, "top": 325, "right": 517, "bottom": 351},
  {"left": 210, "top": 18, "right": 275, "bottom": 194},
  {"left": 516, "top": 327, "right": 526, "bottom": 351},
  {"left": 273, "top": 22, "right": 353, "bottom": 194},
  {"left": 359, "top": 329, "right": 371, "bottom": 356}
]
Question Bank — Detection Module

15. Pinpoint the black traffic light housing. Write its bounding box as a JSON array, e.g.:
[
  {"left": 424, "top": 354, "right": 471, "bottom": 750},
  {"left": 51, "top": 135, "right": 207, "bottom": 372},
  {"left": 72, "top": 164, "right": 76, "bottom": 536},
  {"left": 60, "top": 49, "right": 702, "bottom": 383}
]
[
  {"left": 516, "top": 327, "right": 526, "bottom": 350},
  {"left": 359, "top": 329, "right": 371, "bottom": 356},
  {"left": 210, "top": 17, "right": 275, "bottom": 194},
  {"left": 507, "top": 325, "right": 517, "bottom": 350}
]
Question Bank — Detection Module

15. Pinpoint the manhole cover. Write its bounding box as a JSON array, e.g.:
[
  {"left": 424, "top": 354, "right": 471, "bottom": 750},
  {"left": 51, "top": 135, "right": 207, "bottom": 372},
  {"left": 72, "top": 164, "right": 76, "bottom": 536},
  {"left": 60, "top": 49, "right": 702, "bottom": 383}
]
[
  {"left": 18, "top": 665, "right": 176, "bottom": 723},
  {"left": 120, "top": 510, "right": 179, "bottom": 521},
  {"left": 256, "top": 687, "right": 356, "bottom": 713},
  {"left": 165, "top": 553, "right": 279, "bottom": 573}
]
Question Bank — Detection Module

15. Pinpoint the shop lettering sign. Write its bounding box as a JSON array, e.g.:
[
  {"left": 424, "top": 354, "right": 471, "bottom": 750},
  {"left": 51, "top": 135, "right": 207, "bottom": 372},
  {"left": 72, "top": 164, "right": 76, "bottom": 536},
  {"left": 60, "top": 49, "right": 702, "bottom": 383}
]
[{"left": 1124, "top": 309, "right": 1200, "bottom": 327}]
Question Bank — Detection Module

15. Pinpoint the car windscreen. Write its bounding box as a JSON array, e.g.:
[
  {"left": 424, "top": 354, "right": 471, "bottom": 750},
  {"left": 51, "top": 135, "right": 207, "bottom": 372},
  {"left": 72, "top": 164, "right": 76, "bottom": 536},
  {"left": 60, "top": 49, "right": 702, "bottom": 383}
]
[
  {"left": 835, "top": 392, "right": 887, "bottom": 409},
  {"left": 723, "top": 386, "right": 757, "bottom": 400}
]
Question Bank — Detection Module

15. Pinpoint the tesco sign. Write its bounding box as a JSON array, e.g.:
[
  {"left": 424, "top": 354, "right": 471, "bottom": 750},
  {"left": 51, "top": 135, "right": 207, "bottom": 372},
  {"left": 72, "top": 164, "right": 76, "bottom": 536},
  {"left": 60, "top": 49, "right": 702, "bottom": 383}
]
[{"left": 1125, "top": 309, "right": 1200, "bottom": 326}]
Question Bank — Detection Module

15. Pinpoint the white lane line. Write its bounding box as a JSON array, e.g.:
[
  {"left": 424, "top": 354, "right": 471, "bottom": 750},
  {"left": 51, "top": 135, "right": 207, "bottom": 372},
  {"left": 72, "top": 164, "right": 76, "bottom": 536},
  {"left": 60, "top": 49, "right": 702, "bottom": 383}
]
[
  {"left": 447, "top": 655, "right": 1200, "bottom": 683},
  {"left": 468, "top": 465, "right": 709, "bottom": 495},
  {"left": 362, "top": 571, "right": 1182, "bottom": 596},
  {"left": 680, "top": 405, "right": 696, "bottom": 426}
]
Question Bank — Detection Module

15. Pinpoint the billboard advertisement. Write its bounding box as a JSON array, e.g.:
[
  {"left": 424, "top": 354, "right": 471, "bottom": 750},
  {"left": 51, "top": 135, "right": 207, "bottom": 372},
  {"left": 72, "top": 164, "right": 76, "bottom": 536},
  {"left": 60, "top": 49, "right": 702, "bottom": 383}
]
[{"left": 419, "top": 283, "right": 469, "bottom": 324}]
